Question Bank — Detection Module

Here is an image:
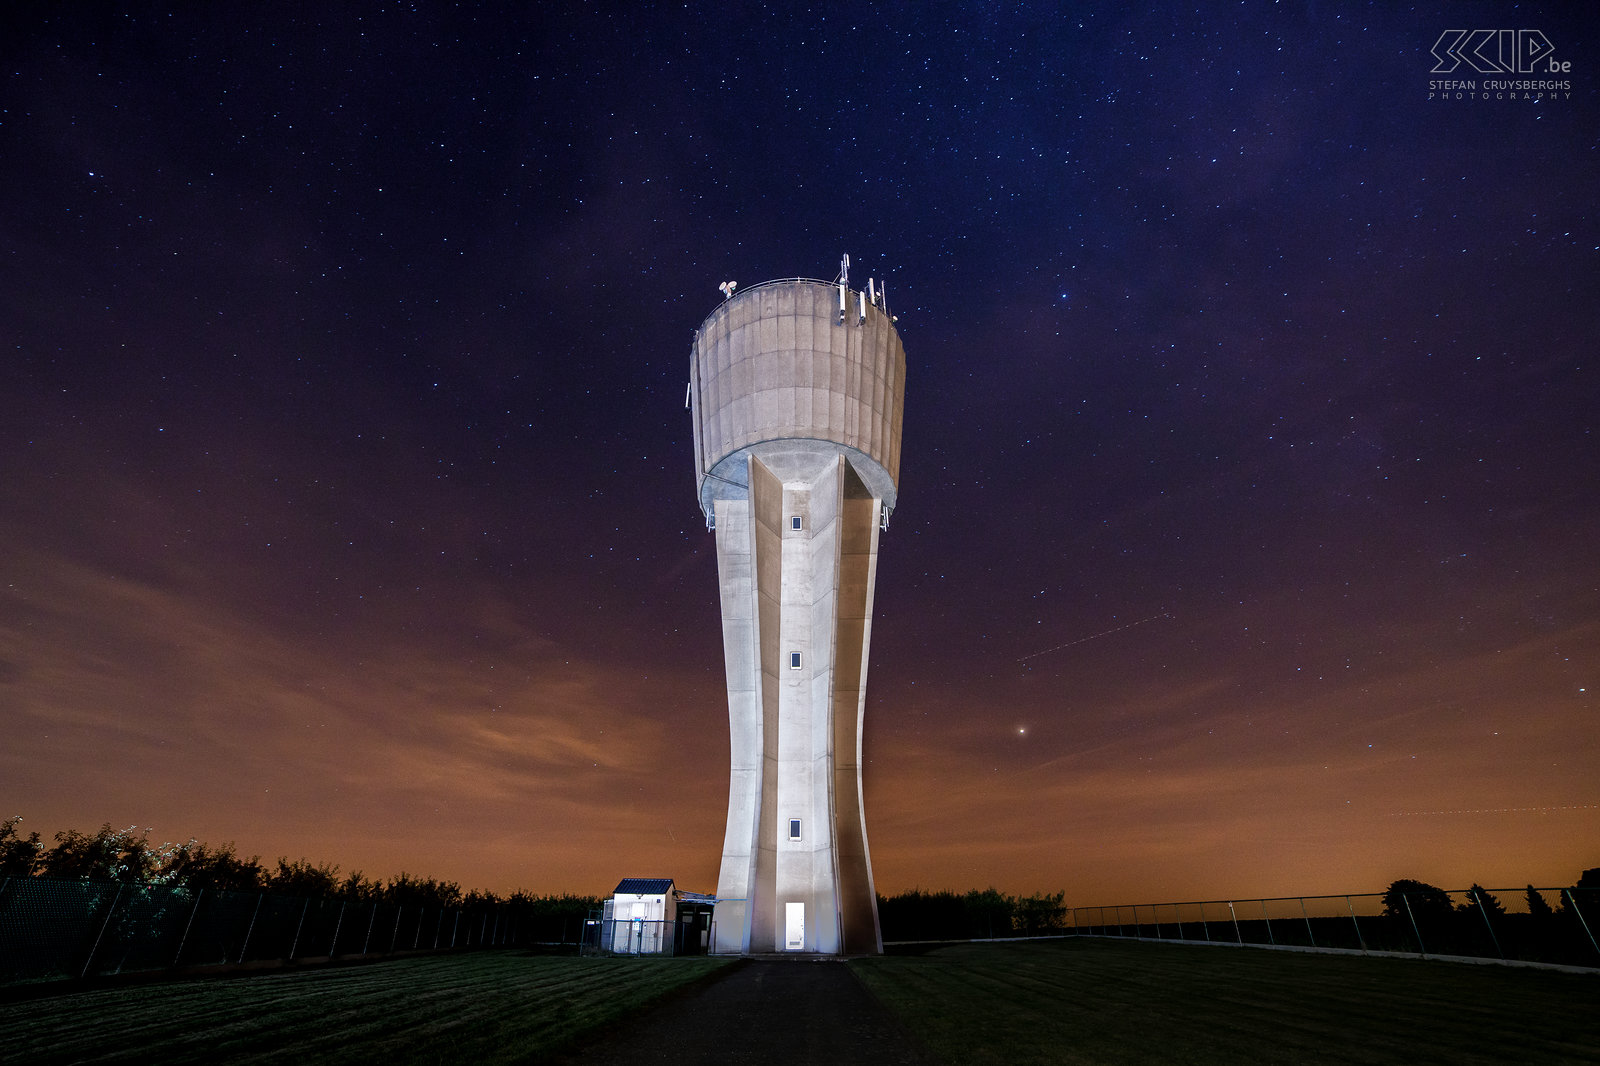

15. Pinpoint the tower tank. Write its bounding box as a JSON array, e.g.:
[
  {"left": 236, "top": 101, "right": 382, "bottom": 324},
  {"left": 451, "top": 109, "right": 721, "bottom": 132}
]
[
  {"left": 692, "top": 277, "right": 905, "bottom": 522},
  {"left": 689, "top": 268, "right": 906, "bottom": 955}
]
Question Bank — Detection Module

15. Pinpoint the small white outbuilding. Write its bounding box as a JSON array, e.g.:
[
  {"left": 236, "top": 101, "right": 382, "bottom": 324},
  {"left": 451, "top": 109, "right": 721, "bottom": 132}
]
[{"left": 605, "top": 878, "right": 677, "bottom": 954}]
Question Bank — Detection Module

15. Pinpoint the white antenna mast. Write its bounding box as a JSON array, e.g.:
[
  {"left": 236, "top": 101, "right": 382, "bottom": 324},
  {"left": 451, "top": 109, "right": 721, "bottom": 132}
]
[{"left": 838, "top": 253, "right": 851, "bottom": 325}]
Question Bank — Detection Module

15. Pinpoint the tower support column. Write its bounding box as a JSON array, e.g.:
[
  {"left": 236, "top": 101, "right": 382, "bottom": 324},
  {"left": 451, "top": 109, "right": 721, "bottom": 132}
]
[
  {"left": 710, "top": 453, "right": 883, "bottom": 954},
  {"left": 690, "top": 274, "right": 905, "bottom": 956}
]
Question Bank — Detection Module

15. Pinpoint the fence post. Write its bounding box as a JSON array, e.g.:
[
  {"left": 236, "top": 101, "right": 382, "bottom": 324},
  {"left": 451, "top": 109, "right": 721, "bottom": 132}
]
[
  {"left": 414, "top": 908, "right": 426, "bottom": 950},
  {"left": 1198, "top": 901, "right": 1210, "bottom": 942},
  {"left": 81, "top": 883, "right": 125, "bottom": 978},
  {"left": 173, "top": 889, "right": 205, "bottom": 968},
  {"left": 1300, "top": 897, "right": 1315, "bottom": 948},
  {"left": 1401, "top": 893, "right": 1426, "bottom": 957},
  {"left": 363, "top": 903, "right": 379, "bottom": 955},
  {"left": 434, "top": 908, "right": 445, "bottom": 949},
  {"left": 1345, "top": 896, "right": 1367, "bottom": 952},
  {"left": 1470, "top": 889, "right": 1504, "bottom": 959},
  {"left": 451, "top": 909, "right": 461, "bottom": 948},
  {"left": 389, "top": 905, "right": 404, "bottom": 953},
  {"left": 238, "top": 893, "right": 264, "bottom": 963},
  {"left": 1261, "top": 899, "right": 1275, "bottom": 946},
  {"left": 1228, "top": 900, "right": 1241, "bottom": 943},
  {"left": 1563, "top": 890, "right": 1599, "bottom": 960},
  {"left": 329, "top": 901, "right": 346, "bottom": 958},
  {"left": 289, "top": 898, "right": 311, "bottom": 960}
]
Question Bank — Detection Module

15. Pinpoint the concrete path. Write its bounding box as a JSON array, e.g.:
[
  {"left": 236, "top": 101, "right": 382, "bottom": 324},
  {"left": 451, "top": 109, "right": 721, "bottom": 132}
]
[{"left": 553, "top": 958, "right": 940, "bottom": 1065}]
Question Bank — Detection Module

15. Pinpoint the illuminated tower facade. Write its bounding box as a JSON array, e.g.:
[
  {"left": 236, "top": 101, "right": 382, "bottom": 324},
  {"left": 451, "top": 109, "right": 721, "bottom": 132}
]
[{"left": 689, "top": 266, "right": 905, "bottom": 955}]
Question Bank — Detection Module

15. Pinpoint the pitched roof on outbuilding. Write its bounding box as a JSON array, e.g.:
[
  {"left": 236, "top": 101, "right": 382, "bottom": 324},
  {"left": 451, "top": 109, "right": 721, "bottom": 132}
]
[{"left": 613, "top": 878, "right": 675, "bottom": 895}]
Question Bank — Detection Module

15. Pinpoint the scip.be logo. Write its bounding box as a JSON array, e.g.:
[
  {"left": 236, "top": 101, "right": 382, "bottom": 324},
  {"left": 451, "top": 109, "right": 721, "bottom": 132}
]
[{"left": 1430, "top": 30, "right": 1568, "bottom": 74}]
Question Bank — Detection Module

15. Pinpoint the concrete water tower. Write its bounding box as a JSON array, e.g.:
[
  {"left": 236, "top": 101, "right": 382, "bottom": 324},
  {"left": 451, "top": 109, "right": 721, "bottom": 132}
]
[{"left": 689, "top": 259, "right": 905, "bottom": 955}]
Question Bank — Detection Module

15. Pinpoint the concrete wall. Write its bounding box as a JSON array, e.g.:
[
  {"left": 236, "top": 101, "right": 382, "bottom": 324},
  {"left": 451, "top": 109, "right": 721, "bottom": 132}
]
[
  {"left": 691, "top": 279, "right": 905, "bottom": 520},
  {"left": 694, "top": 278, "right": 901, "bottom": 955}
]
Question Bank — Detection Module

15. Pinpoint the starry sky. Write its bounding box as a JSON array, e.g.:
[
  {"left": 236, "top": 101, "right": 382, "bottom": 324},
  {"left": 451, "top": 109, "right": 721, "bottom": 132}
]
[{"left": 3, "top": 4, "right": 1596, "bottom": 905}]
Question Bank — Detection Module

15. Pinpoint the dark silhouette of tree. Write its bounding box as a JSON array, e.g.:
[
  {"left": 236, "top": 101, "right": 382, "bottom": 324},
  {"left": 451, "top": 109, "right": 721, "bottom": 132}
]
[
  {"left": 1566, "top": 868, "right": 1600, "bottom": 927},
  {"left": 1382, "top": 879, "right": 1453, "bottom": 922},
  {"left": 384, "top": 871, "right": 462, "bottom": 908},
  {"left": 268, "top": 857, "right": 341, "bottom": 897},
  {"left": 338, "top": 870, "right": 382, "bottom": 902},
  {"left": 38, "top": 824, "right": 156, "bottom": 882},
  {"left": 1015, "top": 891, "right": 1068, "bottom": 936},
  {"left": 1459, "top": 884, "right": 1505, "bottom": 917},
  {"left": 0, "top": 816, "right": 42, "bottom": 877},
  {"left": 161, "top": 840, "right": 265, "bottom": 891},
  {"left": 877, "top": 889, "right": 964, "bottom": 941},
  {"left": 874, "top": 887, "right": 1072, "bottom": 941},
  {"left": 963, "top": 888, "right": 1015, "bottom": 939},
  {"left": 1525, "top": 885, "right": 1554, "bottom": 919},
  {"left": 507, "top": 891, "right": 600, "bottom": 944}
]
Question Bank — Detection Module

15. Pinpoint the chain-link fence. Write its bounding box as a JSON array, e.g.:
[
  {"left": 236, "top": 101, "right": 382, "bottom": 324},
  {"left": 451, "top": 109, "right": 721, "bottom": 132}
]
[
  {"left": 0, "top": 876, "right": 522, "bottom": 987},
  {"left": 581, "top": 917, "right": 672, "bottom": 956},
  {"left": 1071, "top": 887, "right": 1599, "bottom": 968},
  {"left": 10, "top": 877, "right": 1595, "bottom": 980},
  {"left": 579, "top": 916, "right": 715, "bottom": 956}
]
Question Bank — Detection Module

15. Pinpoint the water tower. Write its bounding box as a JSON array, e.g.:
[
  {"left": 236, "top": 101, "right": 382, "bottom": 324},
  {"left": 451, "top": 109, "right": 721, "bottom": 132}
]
[{"left": 688, "top": 259, "right": 905, "bottom": 955}]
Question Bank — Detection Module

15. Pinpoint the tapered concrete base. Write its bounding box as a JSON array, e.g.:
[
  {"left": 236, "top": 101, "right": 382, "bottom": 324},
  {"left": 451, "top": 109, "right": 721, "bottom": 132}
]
[{"left": 710, "top": 449, "right": 883, "bottom": 955}]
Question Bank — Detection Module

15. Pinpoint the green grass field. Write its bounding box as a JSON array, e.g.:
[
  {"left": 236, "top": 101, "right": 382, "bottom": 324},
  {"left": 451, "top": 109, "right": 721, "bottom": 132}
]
[
  {"left": 850, "top": 939, "right": 1600, "bottom": 1065},
  {"left": 3, "top": 942, "right": 1596, "bottom": 1064},
  {"left": 0, "top": 953, "right": 730, "bottom": 1065}
]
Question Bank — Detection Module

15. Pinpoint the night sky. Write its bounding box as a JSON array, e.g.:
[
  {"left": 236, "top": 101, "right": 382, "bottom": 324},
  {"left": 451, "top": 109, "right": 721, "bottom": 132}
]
[{"left": 3, "top": 4, "right": 1596, "bottom": 905}]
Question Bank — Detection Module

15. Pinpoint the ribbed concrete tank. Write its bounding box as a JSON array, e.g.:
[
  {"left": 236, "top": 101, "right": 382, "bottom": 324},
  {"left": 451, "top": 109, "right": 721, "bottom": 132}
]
[{"left": 689, "top": 275, "right": 905, "bottom": 955}]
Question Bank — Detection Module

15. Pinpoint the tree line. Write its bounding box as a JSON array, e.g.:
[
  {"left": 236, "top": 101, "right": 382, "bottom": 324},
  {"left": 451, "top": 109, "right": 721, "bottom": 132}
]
[
  {"left": 875, "top": 873, "right": 1599, "bottom": 946},
  {"left": 0, "top": 817, "right": 596, "bottom": 913},
  {"left": 1381, "top": 875, "right": 1598, "bottom": 921},
  {"left": 876, "top": 889, "right": 1069, "bottom": 942},
  {"left": 7, "top": 816, "right": 1591, "bottom": 945}
]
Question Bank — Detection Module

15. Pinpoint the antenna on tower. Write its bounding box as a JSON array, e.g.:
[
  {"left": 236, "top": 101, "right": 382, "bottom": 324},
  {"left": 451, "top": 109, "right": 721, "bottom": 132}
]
[
  {"left": 718, "top": 280, "right": 738, "bottom": 300},
  {"left": 838, "top": 253, "right": 851, "bottom": 325}
]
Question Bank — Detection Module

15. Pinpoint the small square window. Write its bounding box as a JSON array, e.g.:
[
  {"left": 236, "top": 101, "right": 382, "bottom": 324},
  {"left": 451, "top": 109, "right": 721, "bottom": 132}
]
[
  {"left": 791, "top": 515, "right": 803, "bottom": 531},
  {"left": 788, "top": 818, "right": 802, "bottom": 841},
  {"left": 790, "top": 651, "right": 802, "bottom": 669}
]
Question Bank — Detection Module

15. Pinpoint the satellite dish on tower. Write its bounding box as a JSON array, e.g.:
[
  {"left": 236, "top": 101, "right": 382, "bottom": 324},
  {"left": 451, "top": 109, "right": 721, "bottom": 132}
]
[{"left": 719, "top": 280, "right": 738, "bottom": 300}]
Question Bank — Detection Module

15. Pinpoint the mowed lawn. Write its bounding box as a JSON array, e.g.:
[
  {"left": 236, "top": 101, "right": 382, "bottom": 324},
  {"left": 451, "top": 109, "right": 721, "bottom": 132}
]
[
  {"left": 0, "top": 952, "right": 730, "bottom": 1065},
  {"left": 851, "top": 939, "right": 1600, "bottom": 1065},
  {"left": 4, "top": 942, "right": 1598, "bottom": 1064}
]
